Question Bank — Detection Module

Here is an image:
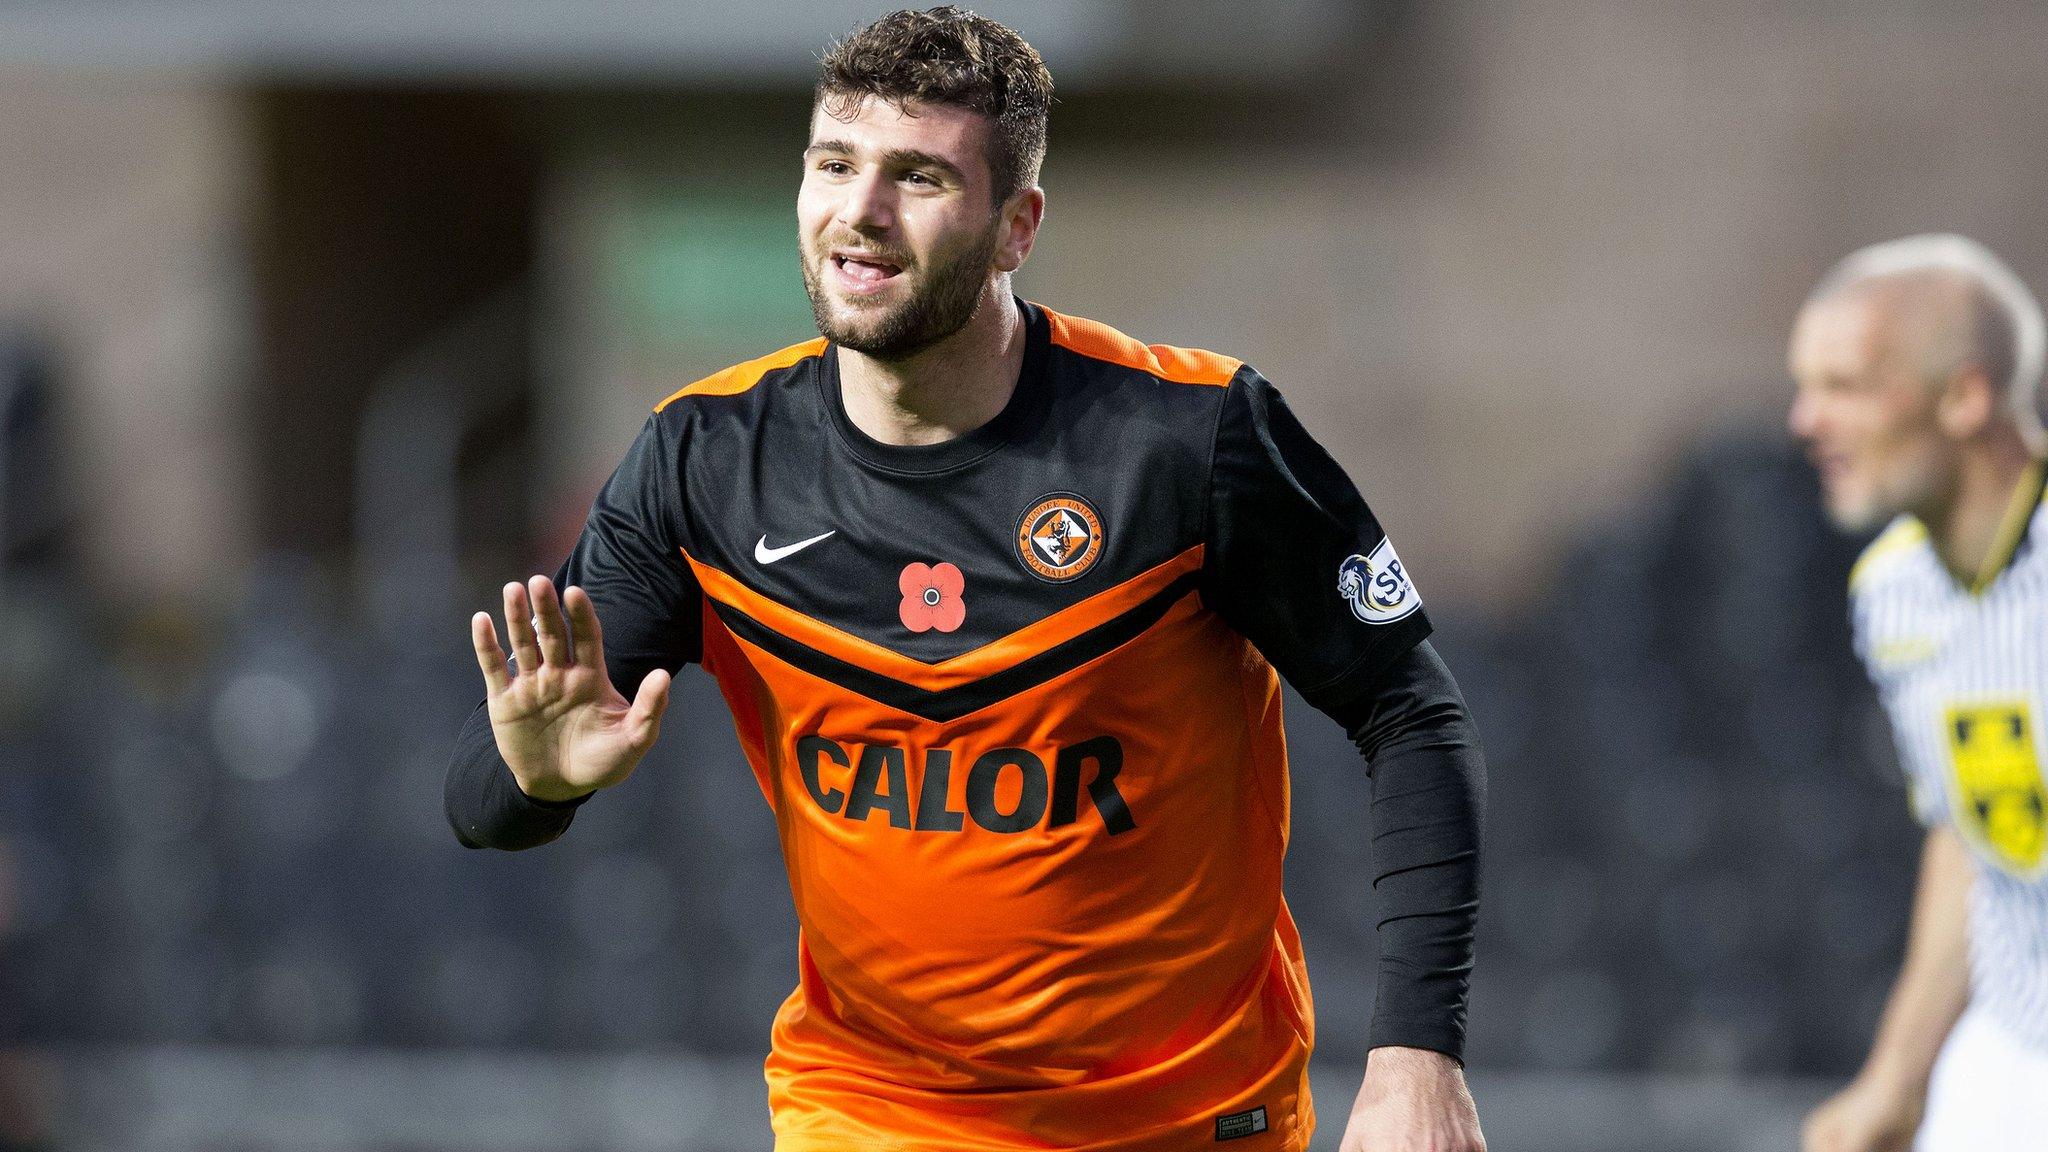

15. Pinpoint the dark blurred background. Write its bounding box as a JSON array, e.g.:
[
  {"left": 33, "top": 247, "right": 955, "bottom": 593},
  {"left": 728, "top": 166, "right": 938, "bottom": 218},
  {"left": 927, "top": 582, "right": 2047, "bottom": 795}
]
[{"left": 5, "top": 1, "right": 2043, "bottom": 1148}]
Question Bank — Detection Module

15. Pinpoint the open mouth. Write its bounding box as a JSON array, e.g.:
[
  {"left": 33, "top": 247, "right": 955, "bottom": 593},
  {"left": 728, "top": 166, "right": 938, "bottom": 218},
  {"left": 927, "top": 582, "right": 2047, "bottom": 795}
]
[{"left": 831, "top": 251, "right": 905, "bottom": 291}]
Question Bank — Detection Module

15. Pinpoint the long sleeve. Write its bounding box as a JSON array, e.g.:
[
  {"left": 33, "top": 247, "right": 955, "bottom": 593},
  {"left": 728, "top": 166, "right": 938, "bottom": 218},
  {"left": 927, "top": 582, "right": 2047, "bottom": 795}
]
[
  {"left": 1324, "top": 639, "right": 1486, "bottom": 1063},
  {"left": 1200, "top": 367, "right": 1481, "bottom": 1060}
]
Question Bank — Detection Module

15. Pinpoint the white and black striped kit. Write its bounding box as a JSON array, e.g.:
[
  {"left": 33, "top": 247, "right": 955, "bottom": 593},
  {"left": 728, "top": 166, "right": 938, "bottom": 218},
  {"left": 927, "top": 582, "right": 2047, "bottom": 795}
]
[{"left": 1851, "top": 468, "right": 2048, "bottom": 1051}]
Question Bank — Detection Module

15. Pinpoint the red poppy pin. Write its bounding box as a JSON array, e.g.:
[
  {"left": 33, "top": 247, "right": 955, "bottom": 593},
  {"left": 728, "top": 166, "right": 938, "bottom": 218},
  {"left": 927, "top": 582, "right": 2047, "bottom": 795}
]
[{"left": 899, "top": 562, "right": 966, "bottom": 633}]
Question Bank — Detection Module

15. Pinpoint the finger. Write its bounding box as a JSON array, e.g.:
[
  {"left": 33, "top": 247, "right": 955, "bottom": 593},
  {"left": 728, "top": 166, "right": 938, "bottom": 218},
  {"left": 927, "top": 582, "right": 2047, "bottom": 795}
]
[
  {"left": 564, "top": 585, "right": 605, "bottom": 671},
  {"left": 503, "top": 581, "right": 541, "bottom": 673},
  {"left": 529, "top": 575, "right": 571, "bottom": 667},
  {"left": 626, "top": 668, "right": 672, "bottom": 747},
  {"left": 470, "top": 611, "right": 512, "bottom": 695}
]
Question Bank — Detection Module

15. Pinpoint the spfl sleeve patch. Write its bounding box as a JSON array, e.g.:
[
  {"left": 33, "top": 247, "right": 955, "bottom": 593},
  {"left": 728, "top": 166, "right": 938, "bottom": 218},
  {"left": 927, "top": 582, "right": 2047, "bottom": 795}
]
[{"left": 1337, "top": 536, "right": 1421, "bottom": 624}]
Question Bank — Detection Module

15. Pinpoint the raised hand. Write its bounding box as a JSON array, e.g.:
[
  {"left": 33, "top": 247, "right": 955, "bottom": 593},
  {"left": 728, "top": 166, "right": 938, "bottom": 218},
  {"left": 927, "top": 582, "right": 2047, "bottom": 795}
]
[{"left": 470, "top": 575, "right": 672, "bottom": 802}]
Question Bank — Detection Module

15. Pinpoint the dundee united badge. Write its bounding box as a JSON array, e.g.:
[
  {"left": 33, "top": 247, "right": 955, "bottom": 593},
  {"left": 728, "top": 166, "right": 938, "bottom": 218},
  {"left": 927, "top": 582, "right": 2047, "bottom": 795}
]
[{"left": 1016, "top": 493, "right": 1104, "bottom": 582}]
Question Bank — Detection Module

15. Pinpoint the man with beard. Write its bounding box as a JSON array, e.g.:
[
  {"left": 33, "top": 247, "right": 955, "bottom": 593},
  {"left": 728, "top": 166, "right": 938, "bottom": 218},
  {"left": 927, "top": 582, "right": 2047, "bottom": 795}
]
[
  {"left": 446, "top": 8, "right": 1487, "bottom": 1151},
  {"left": 1792, "top": 235, "right": 2048, "bottom": 1152}
]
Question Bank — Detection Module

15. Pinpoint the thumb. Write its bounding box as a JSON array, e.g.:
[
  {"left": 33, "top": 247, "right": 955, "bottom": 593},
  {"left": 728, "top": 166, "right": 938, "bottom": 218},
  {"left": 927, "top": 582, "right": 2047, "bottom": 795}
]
[{"left": 626, "top": 667, "right": 672, "bottom": 745}]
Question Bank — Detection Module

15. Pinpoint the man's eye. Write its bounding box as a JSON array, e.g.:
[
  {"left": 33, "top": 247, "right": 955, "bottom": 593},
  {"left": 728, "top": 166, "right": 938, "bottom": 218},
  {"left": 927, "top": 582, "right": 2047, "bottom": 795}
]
[
  {"left": 904, "top": 172, "right": 935, "bottom": 186},
  {"left": 819, "top": 160, "right": 852, "bottom": 176}
]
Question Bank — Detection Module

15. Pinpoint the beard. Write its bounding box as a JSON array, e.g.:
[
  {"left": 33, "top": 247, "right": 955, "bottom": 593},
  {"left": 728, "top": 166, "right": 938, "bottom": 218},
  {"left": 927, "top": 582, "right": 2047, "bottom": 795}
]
[
  {"left": 1821, "top": 444, "right": 1949, "bottom": 533},
  {"left": 802, "top": 223, "right": 1001, "bottom": 361},
  {"left": 1821, "top": 493, "right": 1891, "bottom": 534}
]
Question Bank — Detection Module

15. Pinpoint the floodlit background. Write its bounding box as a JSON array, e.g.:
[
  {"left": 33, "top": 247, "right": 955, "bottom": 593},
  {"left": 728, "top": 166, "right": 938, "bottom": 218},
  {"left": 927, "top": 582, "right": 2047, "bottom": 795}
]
[{"left": 5, "top": 1, "right": 2046, "bottom": 1148}]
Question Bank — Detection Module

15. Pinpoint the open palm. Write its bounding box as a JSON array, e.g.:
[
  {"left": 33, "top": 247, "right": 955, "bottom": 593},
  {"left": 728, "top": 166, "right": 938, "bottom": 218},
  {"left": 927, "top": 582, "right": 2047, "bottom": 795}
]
[{"left": 470, "top": 575, "right": 671, "bottom": 803}]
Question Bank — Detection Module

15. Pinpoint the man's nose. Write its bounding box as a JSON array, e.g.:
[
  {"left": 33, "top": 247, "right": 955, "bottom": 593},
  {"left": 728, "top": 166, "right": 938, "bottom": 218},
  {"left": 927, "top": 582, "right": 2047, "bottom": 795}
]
[
  {"left": 838, "top": 170, "right": 896, "bottom": 234},
  {"left": 1787, "top": 390, "right": 1821, "bottom": 441}
]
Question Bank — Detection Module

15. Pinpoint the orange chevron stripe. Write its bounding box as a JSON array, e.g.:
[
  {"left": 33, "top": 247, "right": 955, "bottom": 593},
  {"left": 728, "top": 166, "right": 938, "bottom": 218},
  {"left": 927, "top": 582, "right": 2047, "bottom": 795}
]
[
  {"left": 654, "top": 337, "right": 829, "bottom": 412},
  {"left": 1039, "top": 306, "right": 1241, "bottom": 387},
  {"left": 683, "top": 545, "right": 1206, "bottom": 690}
]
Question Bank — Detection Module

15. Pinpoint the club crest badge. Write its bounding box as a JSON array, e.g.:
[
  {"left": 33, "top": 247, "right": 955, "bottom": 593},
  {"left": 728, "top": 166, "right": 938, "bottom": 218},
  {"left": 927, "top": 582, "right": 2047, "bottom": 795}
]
[
  {"left": 1945, "top": 700, "right": 2048, "bottom": 878},
  {"left": 1016, "top": 493, "right": 1104, "bottom": 583},
  {"left": 1337, "top": 536, "right": 1421, "bottom": 624}
]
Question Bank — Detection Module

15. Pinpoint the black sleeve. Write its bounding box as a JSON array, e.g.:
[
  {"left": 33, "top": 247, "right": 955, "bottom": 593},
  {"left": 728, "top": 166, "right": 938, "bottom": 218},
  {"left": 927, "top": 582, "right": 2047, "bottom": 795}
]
[
  {"left": 445, "top": 412, "right": 703, "bottom": 851},
  {"left": 1325, "top": 639, "right": 1485, "bottom": 1063},
  {"left": 1203, "top": 369, "right": 1433, "bottom": 711},
  {"left": 446, "top": 711, "right": 589, "bottom": 850}
]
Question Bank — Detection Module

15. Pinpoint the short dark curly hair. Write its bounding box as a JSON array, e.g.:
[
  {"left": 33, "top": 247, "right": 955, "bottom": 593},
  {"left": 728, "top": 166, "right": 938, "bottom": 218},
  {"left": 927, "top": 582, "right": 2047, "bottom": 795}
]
[{"left": 816, "top": 6, "right": 1053, "bottom": 206}]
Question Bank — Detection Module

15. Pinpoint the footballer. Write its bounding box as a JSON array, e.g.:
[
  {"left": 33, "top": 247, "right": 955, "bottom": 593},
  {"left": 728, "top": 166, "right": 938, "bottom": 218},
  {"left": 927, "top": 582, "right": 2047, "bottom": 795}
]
[
  {"left": 1793, "top": 235, "right": 2048, "bottom": 1152},
  {"left": 448, "top": 9, "right": 1487, "bottom": 1150}
]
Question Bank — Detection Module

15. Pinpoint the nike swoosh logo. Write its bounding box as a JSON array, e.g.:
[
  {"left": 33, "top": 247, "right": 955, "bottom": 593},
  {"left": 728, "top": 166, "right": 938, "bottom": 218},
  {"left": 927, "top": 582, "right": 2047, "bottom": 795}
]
[{"left": 755, "top": 530, "right": 836, "bottom": 564}]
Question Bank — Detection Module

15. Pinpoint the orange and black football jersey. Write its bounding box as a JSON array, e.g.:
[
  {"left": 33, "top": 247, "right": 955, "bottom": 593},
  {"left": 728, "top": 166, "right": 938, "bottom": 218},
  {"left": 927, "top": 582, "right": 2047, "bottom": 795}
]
[{"left": 559, "top": 300, "right": 1431, "bottom": 1151}]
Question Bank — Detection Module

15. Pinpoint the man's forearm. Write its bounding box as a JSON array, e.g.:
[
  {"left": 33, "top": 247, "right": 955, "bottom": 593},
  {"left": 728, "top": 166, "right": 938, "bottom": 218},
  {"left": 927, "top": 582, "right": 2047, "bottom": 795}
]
[
  {"left": 445, "top": 703, "right": 589, "bottom": 850},
  {"left": 1859, "top": 826, "right": 1973, "bottom": 1094},
  {"left": 1325, "top": 640, "right": 1486, "bottom": 1062}
]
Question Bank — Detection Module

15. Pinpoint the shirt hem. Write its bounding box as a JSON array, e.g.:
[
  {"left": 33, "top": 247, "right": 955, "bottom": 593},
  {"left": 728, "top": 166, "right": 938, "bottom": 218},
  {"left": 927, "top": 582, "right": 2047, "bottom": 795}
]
[{"left": 772, "top": 1133, "right": 1314, "bottom": 1152}]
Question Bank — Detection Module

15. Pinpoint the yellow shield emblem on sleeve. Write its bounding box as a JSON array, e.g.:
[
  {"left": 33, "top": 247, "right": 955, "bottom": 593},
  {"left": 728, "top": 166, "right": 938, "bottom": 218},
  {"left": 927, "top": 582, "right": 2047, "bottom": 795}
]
[{"left": 1945, "top": 701, "right": 2048, "bottom": 877}]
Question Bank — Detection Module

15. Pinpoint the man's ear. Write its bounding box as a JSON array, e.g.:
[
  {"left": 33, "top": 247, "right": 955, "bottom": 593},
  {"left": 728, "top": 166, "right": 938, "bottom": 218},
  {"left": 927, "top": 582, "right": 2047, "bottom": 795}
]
[
  {"left": 1937, "top": 364, "right": 1998, "bottom": 440},
  {"left": 994, "top": 187, "right": 1045, "bottom": 273}
]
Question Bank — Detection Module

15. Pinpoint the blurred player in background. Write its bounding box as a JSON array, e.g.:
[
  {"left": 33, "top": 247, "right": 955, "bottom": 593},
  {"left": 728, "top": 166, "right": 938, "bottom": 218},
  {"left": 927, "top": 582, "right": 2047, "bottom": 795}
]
[
  {"left": 445, "top": 7, "right": 1487, "bottom": 1151},
  {"left": 1791, "top": 234, "right": 2048, "bottom": 1152}
]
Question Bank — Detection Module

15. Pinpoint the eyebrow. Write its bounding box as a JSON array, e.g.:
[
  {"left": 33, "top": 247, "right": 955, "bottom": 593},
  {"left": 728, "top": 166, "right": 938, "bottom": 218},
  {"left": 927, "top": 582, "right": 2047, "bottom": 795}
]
[{"left": 804, "top": 140, "right": 969, "bottom": 184}]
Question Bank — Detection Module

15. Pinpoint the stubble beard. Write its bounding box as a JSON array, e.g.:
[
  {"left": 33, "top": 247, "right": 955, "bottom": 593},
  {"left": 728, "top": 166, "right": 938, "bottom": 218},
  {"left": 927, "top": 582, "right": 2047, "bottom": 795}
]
[
  {"left": 1822, "top": 491, "right": 1890, "bottom": 534},
  {"left": 1824, "top": 448, "right": 1946, "bottom": 534},
  {"left": 803, "top": 224, "right": 1002, "bottom": 361}
]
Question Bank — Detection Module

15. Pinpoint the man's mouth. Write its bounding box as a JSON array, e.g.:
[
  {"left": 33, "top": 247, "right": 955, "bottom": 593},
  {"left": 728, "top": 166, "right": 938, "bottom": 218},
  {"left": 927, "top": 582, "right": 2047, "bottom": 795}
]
[
  {"left": 830, "top": 250, "right": 905, "bottom": 292},
  {"left": 1809, "top": 449, "right": 1852, "bottom": 483}
]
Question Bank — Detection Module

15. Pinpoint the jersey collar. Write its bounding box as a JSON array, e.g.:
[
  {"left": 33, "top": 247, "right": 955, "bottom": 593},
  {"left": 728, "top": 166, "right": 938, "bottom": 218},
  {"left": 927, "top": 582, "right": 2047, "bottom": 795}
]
[
  {"left": 1965, "top": 454, "right": 2048, "bottom": 595},
  {"left": 819, "top": 297, "right": 1050, "bottom": 477}
]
